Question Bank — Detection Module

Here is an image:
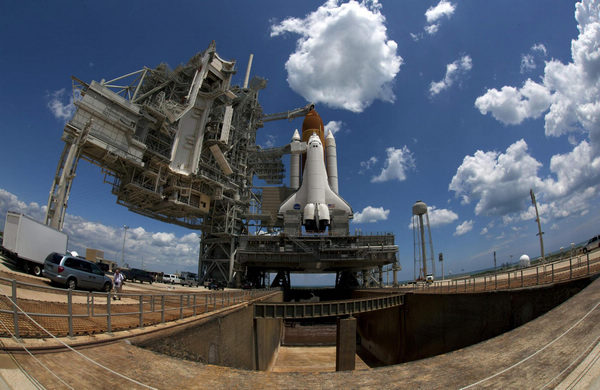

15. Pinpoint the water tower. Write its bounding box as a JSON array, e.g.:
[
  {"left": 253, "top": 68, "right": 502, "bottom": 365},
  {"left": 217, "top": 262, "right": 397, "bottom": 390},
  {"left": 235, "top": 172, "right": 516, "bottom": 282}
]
[{"left": 412, "top": 200, "right": 435, "bottom": 281}]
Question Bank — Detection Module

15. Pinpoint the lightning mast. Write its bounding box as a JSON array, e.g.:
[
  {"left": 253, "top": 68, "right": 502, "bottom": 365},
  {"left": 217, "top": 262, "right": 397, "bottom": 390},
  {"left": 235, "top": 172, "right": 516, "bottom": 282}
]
[{"left": 530, "top": 189, "right": 545, "bottom": 264}]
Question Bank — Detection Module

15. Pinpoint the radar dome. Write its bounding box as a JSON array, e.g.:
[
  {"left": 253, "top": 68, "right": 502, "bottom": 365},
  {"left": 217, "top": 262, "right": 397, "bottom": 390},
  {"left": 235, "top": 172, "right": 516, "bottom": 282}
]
[{"left": 519, "top": 254, "right": 530, "bottom": 268}]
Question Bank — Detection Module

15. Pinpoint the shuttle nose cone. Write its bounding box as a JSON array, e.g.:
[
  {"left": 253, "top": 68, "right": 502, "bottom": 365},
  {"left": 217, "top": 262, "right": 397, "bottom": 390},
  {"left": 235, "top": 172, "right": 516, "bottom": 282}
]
[{"left": 308, "top": 133, "right": 321, "bottom": 144}]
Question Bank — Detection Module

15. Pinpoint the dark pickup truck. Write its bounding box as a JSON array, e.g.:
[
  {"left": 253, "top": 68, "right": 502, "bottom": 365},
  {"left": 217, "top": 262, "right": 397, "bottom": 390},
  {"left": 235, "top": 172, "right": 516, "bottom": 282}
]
[
  {"left": 206, "top": 279, "right": 227, "bottom": 290},
  {"left": 122, "top": 268, "right": 153, "bottom": 284}
]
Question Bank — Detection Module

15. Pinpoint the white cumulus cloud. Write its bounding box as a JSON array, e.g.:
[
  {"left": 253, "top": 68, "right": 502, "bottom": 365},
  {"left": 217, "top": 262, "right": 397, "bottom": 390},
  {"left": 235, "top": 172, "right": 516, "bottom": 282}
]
[
  {"left": 424, "top": 0, "right": 456, "bottom": 35},
  {"left": 532, "top": 43, "right": 547, "bottom": 56},
  {"left": 271, "top": 0, "right": 402, "bottom": 112},
  {"left": 469, "top": 0, "right": 600, "bottom": 226},
  {"left": 47, "top": 88, "right": 79, "bottom": 121},
  {"left": 353, "top": 205, "right": 390, "bottom": 223},
  {"left": 0, "top": 189, "right": 47, "bottom": 224},
  {"left": 152, "top": 232, "right": 176, "bottom": 246},
  {"left": 454, "top": 220, "right": 474, "bottom": 236},
  {"left": 425, "top": 0, "right": 456, "bottom": 23},
  {"left": 325, "top": 120, "right": 343, "bottom": 135},
  {"left": 450, "top": 138, "right": 600, "bottom": 224},
  {"left": 424, "top": 24, "right": 440, "bottom": 35},
  {"left": 359, "top": 156, "right": 378, "bottom": 174},
  {"left": 0, "top": 189, "right": 200, "bottom": 273},
  {"left": 430, "top": 55, "right": 472, "bottom": 96},
  {"left": 476, "top": 0, "right": 600, "bottom": 152},
  {"left": 263, "top": 134, "right": 276, "bottom": 148},
  {"left": 371, "top": 146, "right": 415, "bottom": 182},
  {"left": 474, "top": 79, "right": 552, "bottom": 125},
  {"left": 449, "top": 139, "right": 543, "bottom": 216},
  {"left": 541, "top": 140, "right": 600, "bottom": 198},
  {"left": 520, "top": 54, "right": 536, "bottom": 74},
  {"left": 427, "top": 206, "right": 459, "bottom": 227},
  {"left": 520, "top": 43, "right": 548, "bottom": 74}
]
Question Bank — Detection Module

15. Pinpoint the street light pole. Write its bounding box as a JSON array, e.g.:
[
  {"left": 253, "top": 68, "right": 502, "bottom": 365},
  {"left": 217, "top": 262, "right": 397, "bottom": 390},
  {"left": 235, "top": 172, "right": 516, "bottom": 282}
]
[{"left": 121, "top": 225, "right": 129, "bottom": 268}]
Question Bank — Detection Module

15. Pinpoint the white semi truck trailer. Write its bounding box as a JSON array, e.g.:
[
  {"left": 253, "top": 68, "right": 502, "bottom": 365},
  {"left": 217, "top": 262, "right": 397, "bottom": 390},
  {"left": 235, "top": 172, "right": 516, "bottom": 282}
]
[{"left": 1, "top": 211, "right": 68, "bottom": 276}]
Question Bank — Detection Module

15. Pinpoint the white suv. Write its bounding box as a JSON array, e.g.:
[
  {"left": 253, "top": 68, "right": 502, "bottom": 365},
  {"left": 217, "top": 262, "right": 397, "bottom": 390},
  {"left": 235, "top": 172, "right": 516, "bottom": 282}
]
[{"left": 163, "top": 273, "right": 181, "bottom": 284}]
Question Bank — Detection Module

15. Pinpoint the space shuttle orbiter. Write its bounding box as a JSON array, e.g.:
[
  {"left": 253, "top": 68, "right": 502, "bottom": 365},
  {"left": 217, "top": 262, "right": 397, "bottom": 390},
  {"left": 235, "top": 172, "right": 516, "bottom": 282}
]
[{"left": 278, "top": 109, "right": 352, "bottom": 233}]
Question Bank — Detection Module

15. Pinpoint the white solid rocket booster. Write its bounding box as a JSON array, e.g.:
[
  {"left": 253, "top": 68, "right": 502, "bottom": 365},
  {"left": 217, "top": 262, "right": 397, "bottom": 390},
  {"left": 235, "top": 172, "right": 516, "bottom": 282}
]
[
  {"left": 290, "top": 129, "right": 301, "bottom": 190},
  {"left": 325, "top": 131, "right": 338, "bottom": 194}
]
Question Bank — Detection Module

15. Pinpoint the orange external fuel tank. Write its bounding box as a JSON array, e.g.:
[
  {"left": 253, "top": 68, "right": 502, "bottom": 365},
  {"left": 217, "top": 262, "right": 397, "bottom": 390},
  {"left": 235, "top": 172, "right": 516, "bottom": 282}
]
[{"left": 301, "top": 109, "right": 326, "bottom": 173}]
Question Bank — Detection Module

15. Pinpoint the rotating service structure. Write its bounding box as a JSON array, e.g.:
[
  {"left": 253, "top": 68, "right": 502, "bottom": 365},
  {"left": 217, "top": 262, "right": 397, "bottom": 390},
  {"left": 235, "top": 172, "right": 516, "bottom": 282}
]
[{"left": 45, "top": 42, "right": 398, "bottom": 288}]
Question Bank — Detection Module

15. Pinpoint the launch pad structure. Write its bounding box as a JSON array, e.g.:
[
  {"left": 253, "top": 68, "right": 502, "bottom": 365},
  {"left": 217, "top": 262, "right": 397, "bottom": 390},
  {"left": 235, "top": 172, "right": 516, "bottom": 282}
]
[{"left": 44, "top": 42, "right": 399, "bottom": 288}]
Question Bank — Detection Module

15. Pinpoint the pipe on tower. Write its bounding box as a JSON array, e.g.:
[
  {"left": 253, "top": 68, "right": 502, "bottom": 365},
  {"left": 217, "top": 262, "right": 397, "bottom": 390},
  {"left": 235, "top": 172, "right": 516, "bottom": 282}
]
[
  {"left": 243, "top": 54, "right": 254, "bottom": 89},
  {"left": 325, "top": 131, "right": 339, "bottom": 194}
]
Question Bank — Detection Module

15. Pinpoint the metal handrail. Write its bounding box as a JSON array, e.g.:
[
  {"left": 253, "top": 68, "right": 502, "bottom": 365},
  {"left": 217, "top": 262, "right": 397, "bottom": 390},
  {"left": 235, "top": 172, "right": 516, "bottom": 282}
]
[
  {"left": 0, "top": 278, "right": 277, "bottom": 339},
  {"left": 254, "top": 294, "right": 404, "bottom": 319},
  {"left": 411, "top": 252, "right": 598, "bottom": 293}
]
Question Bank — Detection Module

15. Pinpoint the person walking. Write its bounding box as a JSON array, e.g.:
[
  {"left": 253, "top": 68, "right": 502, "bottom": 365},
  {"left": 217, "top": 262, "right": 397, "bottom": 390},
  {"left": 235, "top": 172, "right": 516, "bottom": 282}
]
[{"left": 113, "top": 268, "right": 124, "bottom": 300}]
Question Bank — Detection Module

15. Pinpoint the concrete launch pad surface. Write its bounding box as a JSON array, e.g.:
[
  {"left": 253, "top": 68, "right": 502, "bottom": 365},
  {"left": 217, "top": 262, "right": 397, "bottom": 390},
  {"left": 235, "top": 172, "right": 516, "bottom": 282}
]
[{"left": 3, "top": 276, "right": 600, "bottom": 388}]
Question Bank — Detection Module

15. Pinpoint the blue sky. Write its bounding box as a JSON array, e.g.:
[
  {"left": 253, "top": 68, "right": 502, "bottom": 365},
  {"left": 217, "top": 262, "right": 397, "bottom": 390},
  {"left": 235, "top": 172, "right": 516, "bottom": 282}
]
[{"left": 1, "top": 0, "right": 599, "bottom": 283}]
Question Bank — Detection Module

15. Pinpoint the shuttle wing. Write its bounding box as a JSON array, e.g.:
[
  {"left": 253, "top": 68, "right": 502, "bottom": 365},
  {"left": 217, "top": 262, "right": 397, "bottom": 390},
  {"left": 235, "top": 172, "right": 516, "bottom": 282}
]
[
  {"left": 279, "top": 184, "right": 308, "bottom": 214},
  {"left": 324, "top": 186, "right": 352, "bottom": 215}
]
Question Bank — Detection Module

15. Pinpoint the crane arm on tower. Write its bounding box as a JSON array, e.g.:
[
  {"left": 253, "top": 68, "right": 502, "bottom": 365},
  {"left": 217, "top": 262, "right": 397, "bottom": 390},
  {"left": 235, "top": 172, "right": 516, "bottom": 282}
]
[{"left": 261, "top": 103, "right": 315, "bottom": 123}]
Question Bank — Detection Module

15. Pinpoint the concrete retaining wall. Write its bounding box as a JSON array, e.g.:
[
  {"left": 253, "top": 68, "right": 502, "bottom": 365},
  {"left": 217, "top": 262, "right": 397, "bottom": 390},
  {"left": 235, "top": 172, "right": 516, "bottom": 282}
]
[
  {"left": 138, "top": 304, "right": 256, "bottom": 369},
  {"left": 356, "top": 277, "right": 594, "bottom": 365},
  {"left": 254, "top": 318, "right": 283, "bottom": 371},
  {"left": 137, "top": 291, "right": 283, "bottom": 370}
]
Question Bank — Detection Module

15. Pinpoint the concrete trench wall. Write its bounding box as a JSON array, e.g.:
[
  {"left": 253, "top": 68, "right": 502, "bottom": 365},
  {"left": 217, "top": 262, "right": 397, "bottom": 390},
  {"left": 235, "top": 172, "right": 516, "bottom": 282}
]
[
  {"left": 134, "top": 279, "right": 593, "bottom": 371},
  {"left": 254, "top": 318, "right": 283, "bottom": 371},
  {"left": 137, "top": 292, "right": 283, "bottom": 370},
  {"left": 356, "top": 277, "right": 594, "bottom": 365}
]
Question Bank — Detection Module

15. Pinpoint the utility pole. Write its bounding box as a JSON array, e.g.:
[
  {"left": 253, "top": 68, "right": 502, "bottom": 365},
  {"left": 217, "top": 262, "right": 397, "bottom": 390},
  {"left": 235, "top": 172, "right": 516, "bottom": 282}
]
[
  {"left": 530, "top": 189, "right": 545, "bottom": 264},
  {"left": 439, "top": 253, "right": 444, "bottom": 280},
  {"left": 494, "top": 251, "right": 497, "bottom": 271}
]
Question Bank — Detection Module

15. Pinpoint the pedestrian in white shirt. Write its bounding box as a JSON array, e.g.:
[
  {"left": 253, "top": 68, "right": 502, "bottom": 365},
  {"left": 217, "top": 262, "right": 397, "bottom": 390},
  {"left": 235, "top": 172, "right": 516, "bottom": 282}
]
[{"left": 113, "top": 269, "right": 124, "bottom": 300}]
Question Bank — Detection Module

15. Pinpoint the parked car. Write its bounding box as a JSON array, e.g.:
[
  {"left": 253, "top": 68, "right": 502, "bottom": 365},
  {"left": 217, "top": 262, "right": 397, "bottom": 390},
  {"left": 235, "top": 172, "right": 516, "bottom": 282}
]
[
  {"left": 163, "top": 273, "right": 181, "bottom": 284},
  {"left": 121, "top": 268, "right": 153, "bottom": 284},
  {"left": 43, "top": 252, "right": 113, "bottom": 292},
  {"left": 207, "top": 279, "right": 227, "bottom": 290},
  {"left": 241, "top": 281, "right": 253, "bottom": 290},
  {"left": 584, "top": 235, "right": 600, "bottom": 253},
  {"left": 180, "top": 271, "right": 198, "bottom": 287}
]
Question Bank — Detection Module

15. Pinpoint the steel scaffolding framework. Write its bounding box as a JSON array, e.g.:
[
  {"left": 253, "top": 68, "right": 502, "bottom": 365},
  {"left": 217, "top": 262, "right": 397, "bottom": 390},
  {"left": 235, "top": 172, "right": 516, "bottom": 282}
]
[{"left": 45, "top": 43, "right": 398, "bottom": 288}]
